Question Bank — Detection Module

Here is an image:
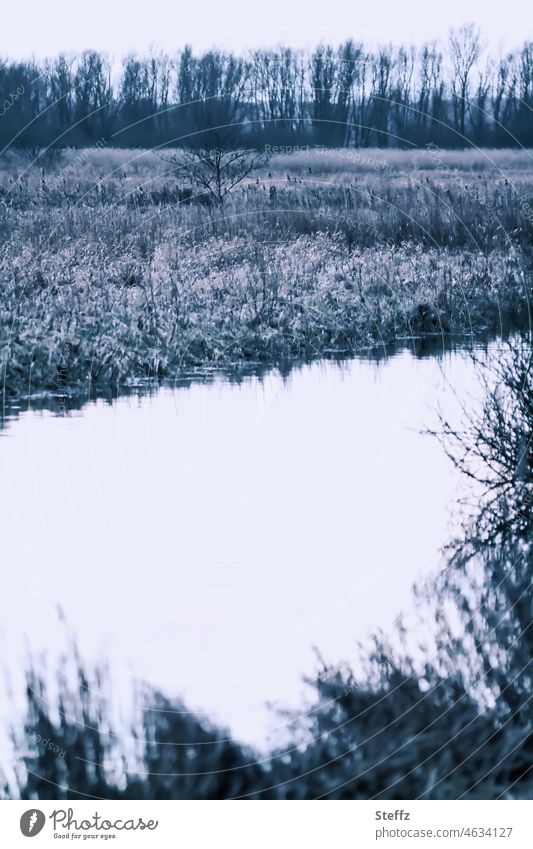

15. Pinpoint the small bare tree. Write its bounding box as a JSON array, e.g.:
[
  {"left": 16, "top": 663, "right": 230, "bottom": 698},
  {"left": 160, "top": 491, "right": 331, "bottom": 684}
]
[{"left": 160, "top": 137, "right": 268, "bottom": 206}]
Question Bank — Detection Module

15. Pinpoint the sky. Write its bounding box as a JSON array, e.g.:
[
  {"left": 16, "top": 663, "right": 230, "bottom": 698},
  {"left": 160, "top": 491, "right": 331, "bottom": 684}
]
[{"left": 1, "top": 0, "right": 530, "bottom": 58}]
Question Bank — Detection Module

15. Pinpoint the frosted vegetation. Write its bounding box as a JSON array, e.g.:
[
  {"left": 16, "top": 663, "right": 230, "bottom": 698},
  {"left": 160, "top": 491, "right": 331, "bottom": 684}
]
[{"left": 1, "top": 148, "right": 531, "bottom": 398}]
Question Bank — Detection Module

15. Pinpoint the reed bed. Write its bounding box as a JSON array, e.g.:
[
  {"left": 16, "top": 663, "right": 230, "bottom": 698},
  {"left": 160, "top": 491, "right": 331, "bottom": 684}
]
[{"left": 1, "top": 148, "right": 532, "bottom": 397}]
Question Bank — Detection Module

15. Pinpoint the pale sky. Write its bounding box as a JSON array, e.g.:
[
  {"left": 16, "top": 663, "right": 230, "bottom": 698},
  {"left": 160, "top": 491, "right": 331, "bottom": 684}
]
[{"left": 1, "top": 0, "right": 530, "bottom": 58}]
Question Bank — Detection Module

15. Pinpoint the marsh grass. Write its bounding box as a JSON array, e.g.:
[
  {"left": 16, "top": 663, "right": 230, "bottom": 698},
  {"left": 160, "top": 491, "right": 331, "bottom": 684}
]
[{"left": 1, "top": 148, "right": 532, "bottom": 397}]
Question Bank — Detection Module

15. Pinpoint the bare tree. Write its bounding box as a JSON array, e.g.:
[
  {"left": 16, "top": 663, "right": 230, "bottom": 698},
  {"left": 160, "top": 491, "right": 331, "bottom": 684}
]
[
  {"left": 160, "top": 137, "right": 268, "bottom": 205},
  {"left": 368, "top": 47, "right": 394, "bottom": 145},
  {"left": 449, "top": 24, "right": 484, "bottom": 138},
  {"left": 391, "top": 46, "right": 416, "bottom": 140},
  {"left": 471, "top": 59, "right": 492, "bottom": 143}
]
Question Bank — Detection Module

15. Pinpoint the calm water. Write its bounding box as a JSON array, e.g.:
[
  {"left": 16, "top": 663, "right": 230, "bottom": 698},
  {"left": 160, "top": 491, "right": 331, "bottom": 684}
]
[{"left": 0, "top": 344, "right": 488, "bottom": 746}]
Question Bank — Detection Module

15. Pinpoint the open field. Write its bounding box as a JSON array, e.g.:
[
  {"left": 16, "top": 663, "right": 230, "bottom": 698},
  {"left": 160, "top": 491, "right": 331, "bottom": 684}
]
[{"left": 1, "top": 147, "right": 532, "bottom": 397}]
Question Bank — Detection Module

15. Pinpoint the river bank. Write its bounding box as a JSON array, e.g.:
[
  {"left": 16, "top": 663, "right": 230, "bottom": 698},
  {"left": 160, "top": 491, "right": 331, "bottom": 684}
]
[{"left": 1, "top": 148, "right": 532, "bottom": 396}]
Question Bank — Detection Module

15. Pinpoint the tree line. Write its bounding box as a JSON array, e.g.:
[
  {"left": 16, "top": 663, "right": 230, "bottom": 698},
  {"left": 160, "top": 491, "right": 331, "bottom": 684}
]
[{"left": 1, "top": 26, "right": 533, "bottom": 151}]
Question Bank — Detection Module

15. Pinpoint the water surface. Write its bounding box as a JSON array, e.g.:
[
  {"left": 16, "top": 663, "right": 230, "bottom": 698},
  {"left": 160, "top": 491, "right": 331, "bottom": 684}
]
[{"left": 0, "top": 343, "right": 487, "bottom": 745}]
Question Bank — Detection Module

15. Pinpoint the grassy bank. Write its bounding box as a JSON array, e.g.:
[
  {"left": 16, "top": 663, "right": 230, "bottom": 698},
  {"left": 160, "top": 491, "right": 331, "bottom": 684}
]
[{"left": 1, "top": 148, "right": 532, "bottom": 397}]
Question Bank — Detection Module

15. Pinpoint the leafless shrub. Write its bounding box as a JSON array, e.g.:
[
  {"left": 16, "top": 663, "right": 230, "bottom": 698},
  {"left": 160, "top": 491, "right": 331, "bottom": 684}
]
[
  {"left": 435, "top": 335, "right": 532, "bottom": 555},
  {"left": 159, "top": 140, "right": 268, "bottom": 206}
]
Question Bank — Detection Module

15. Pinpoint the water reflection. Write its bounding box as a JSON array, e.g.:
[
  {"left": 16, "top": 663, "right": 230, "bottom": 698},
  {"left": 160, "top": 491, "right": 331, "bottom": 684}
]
[
  {"left": 1, "top": 331, "right": 499, "bottom": 430},
  {"left": 0, "top": 339, "right": 495, "bottom": 746}
]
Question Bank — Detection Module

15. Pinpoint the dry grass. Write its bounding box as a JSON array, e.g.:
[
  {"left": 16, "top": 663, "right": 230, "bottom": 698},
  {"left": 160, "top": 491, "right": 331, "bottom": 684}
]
[{"left": 1, "top": 148, "right": 532, "bottom": 397}]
